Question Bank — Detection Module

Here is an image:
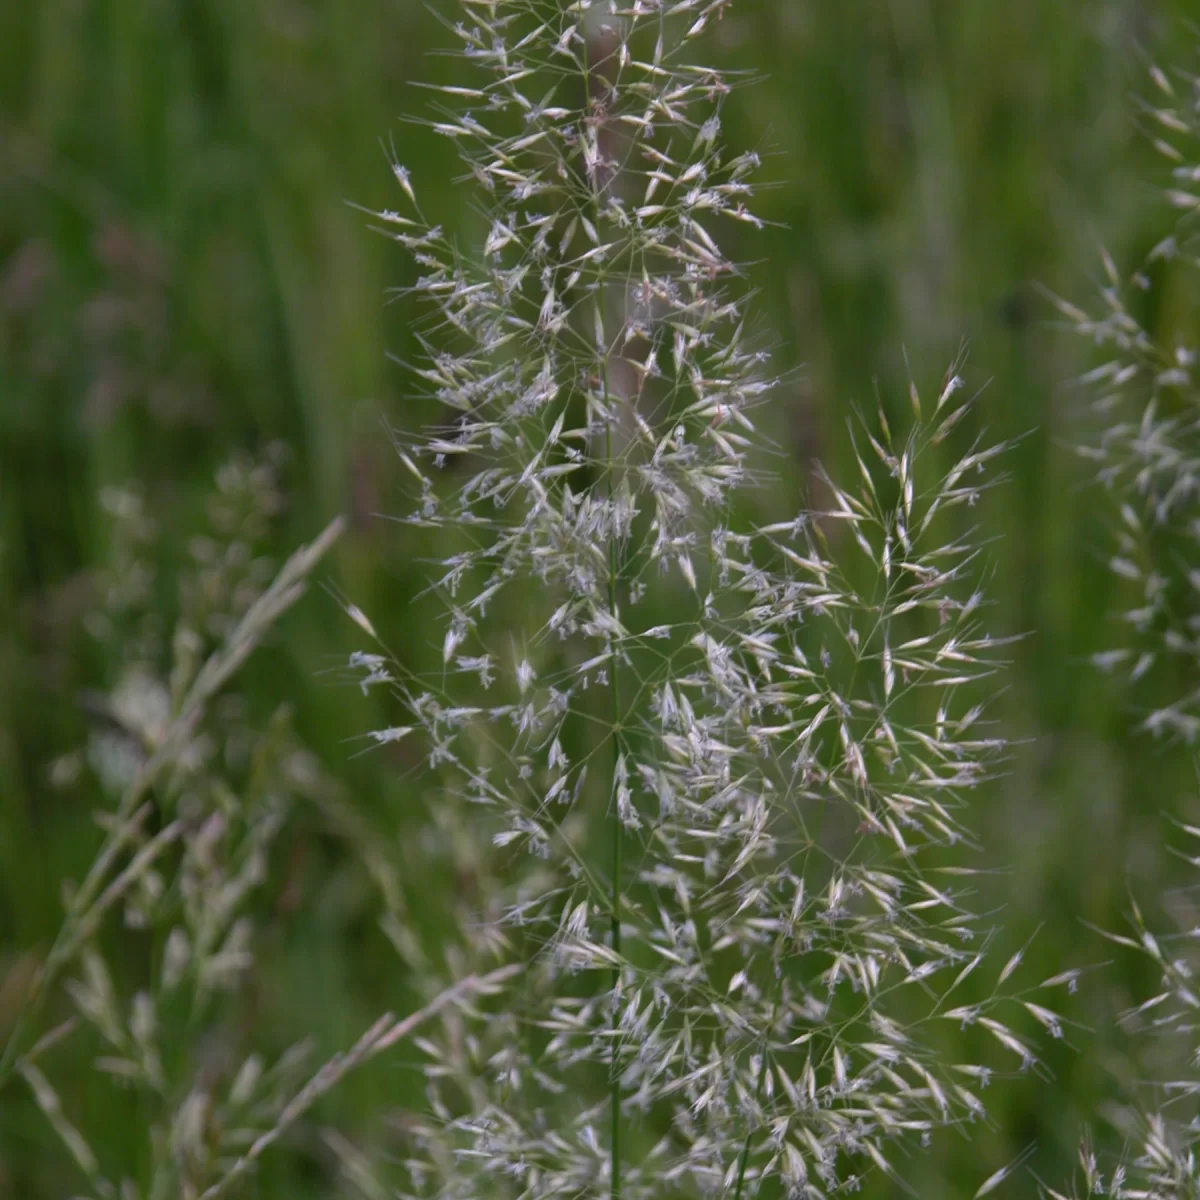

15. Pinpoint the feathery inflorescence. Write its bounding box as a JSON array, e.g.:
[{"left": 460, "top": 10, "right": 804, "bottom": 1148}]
[
  {"left": 1053, "top": 49, "right": 1200, "bottom": 1200},
  {"left": 3, "top": 451, "right": 347, "bottom": 1200},
  {"left": 341, "top": 3, "right": 1043, "bottom": 1196},
  {"left": 1059, "top": 54, "right": 1200, "bottom": 746}
]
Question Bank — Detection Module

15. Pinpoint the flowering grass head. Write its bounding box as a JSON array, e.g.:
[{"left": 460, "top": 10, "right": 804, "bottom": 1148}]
[
  {"left": 1058, "top": 53, "right": 1200, "bottom": 745},
  {"left": 340, "top": 4, "right": 1050, "bottom": 1196},
  {"left": 1053, "top": 48, "right": 1200, "bottom": 1200}
]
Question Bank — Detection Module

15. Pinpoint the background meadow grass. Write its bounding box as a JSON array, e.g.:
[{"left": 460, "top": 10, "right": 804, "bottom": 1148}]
[{"left": 1, "top": 1, "right": 1198, "bottom": 1195}]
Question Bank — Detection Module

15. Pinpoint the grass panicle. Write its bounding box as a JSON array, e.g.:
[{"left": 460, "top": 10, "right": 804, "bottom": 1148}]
[
  {"left": 336, "top": 4, "right": 1048, "bottom": 1196},
  {"left": 1055, "top": 48, "right": 1200, "bottom": 1200}
]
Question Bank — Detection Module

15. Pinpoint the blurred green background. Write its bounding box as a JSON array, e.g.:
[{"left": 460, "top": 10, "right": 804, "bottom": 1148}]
[{"left": 2, "top": 0, "right": 1198, "bottom": 1195}]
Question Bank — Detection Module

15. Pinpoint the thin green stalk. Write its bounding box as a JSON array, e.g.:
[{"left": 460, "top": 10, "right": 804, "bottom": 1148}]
[
  {"left": 732, "top": 1000, "right": 777, "bottom": 1200},
  {"left": 573, "top": 13, "right": 630, "bottom": 1191},
  {"left": 731, "top": 1073, "right": 763, "bottom": 1200},
  {"left": 583, "top": 23, "right": 623, "bottom": 1186},
  {"left": 605, "top": 377, "right": 623, "bottom": 1200}
]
